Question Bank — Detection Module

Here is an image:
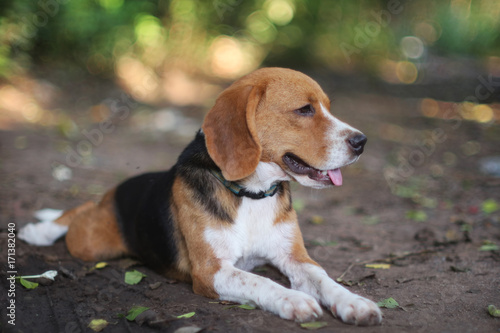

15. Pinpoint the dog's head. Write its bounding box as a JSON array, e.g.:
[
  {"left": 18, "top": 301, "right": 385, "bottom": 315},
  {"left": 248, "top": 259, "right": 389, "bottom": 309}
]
[{"left": 202, "top": 67, "right": 366, "bottom": 189}]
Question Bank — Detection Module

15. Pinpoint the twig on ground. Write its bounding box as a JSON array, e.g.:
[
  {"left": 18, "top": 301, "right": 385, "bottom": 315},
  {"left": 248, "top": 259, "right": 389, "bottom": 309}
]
[{"left": 337, "top": 247, "right": 445, "bottom": 281}]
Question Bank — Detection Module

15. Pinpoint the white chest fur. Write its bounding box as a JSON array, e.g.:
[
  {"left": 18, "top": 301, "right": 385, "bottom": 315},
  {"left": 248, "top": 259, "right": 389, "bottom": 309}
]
[{"left": 204, "top": 195, "right": 295, "bottom": 271}]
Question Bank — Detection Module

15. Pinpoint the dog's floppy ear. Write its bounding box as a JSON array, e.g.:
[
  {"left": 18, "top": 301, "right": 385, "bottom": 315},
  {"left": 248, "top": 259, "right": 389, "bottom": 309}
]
[{"left": 202, "top": 84, "right": 264, "bottom": 181}]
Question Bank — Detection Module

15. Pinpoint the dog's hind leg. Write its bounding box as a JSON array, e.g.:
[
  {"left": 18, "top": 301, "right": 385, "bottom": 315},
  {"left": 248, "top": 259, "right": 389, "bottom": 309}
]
[
  {"left": 19, "top": 189, "right": 130, "bottom": 262},
  {"left": 65, "top": 189, "right": 130, "bottom": 261}
]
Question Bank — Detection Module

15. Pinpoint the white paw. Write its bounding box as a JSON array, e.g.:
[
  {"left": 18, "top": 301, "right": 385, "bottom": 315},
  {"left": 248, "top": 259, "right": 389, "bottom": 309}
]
[
  {"left": 332, "top": 295, "right": 382, "bottom": 326},
  {"left": 18, "top": 220, "right": 68, "bottom": 246},
  {"left": 275, "top": 291, "right": 323, "bottom": 322}
]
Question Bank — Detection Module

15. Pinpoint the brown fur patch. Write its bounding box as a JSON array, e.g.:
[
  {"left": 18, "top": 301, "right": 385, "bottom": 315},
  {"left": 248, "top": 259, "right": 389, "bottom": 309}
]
[
  {"left": 171, "top": 177, "right": 242, "bottom": 298},
  {"left": 273, "top": 183, "right": 294, "bottom": 225},
  {"left": 203, "top": 85, "right": 265, "bottom": 181},
  {"left": 55, "top": 201, "right": 95, "bottom": 226},
  {"left": 272, "top": 183, "right": 319, "bottom": 266},
  {"left": 245, "top": 68, "right": 338, "bottom": 171},
  {"left": 290, "top": 227, "right": 319, "bottom": 266},
  {"left": 63, "top": 188, "right": 129, "bottom": 261}
]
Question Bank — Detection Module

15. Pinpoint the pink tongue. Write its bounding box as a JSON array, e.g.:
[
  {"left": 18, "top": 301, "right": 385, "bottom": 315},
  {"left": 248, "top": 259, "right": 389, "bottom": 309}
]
[{"left": 327, "top": 169, "right": 343, "bottom": 186}]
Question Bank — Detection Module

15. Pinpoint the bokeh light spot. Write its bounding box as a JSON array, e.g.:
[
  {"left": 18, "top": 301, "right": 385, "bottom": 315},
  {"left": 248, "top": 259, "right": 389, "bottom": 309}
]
[
  {"left": 421, "top": 98, "right": 440, "bottom": 118},
  {"left": 134, "top": 14, "right": 164, "bottom": 46},
  {"left": 413, "top": 21, "right": 440, "bottom": 45},
  {"left": 97, "top": 0, "right": 124, "bottom": 10},
  {"left": 459, "top": 102, "right": 476, "bottom": 120},
  {"left": 247, "top": 11, "right": 277, "bottom": 44},
  {"left": 401, "top": 36, "right": 425, "bottom": 59},
  {"left": 52, "top": 164, "right": 72, "bottom": 182},
  {"left": 266, "top": 0, "right": 295, "bottom": 26},
  {"left": 210, "top": 36, "right": 245, "bottom": 79},
  {"left": 472, "top": 104, "right": 494, "bottom": 123},
  {"left": 396, "top": 61, "right": 418, "bottom": 84},
  {"left": 22, "top": 103, "right": 42, "bottom": 123},
  {"left": 210, "top": 36, "right": 261, "bottom": 79}
]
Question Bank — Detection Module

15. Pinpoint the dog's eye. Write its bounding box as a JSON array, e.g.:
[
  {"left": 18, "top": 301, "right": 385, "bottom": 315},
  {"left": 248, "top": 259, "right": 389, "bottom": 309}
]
[{"left": 294, "top": 104, "right": 315, "bottom": 117}]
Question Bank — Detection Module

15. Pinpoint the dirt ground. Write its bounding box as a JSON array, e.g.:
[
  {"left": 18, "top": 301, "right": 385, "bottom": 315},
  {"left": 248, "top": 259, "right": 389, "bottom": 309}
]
[{"left": 1, "top": 72, "right": 500, "bottom": 333}]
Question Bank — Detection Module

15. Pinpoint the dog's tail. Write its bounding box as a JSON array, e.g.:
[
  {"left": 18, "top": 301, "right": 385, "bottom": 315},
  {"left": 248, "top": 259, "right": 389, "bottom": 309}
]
[{"left": 18, "top": 202, "right": 94, "bottom": 246}]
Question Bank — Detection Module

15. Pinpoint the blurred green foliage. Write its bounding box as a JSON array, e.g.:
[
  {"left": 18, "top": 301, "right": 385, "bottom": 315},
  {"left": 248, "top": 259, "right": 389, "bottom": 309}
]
[{"left": 0, "top": 0, "right": 499, "bottom": 80}]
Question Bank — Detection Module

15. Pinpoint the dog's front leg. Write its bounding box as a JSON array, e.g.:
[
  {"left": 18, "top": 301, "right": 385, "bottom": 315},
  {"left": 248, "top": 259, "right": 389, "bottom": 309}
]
[
  {"left": 276, "top": 258, "right": 382, "bottom": 326},
  {"left": 207, "top": 261, "right": 323, "bottom": 322}
]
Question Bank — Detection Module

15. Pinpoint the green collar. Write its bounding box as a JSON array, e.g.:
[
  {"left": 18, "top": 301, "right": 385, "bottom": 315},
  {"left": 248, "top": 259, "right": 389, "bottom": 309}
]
[{"left": 210, "top": 169, "right": 281, "bottom": 199}]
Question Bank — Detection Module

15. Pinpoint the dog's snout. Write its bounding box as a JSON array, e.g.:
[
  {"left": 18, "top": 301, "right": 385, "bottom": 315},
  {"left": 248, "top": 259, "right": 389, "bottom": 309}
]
[{"left": 348, "top": 134, "right": 367, "bottom": 155}]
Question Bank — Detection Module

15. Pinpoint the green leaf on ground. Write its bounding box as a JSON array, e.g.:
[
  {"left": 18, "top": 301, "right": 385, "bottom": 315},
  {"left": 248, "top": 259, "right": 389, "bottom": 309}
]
[
  {"left": 310, "top": 240, "right": 338, "bottom": 247},
  {"left": 88, "top": 319, "right": 109, "bottom": 332},
  {"left": 19, "top": 277, "right": 38, "bottom": 289},
  {"left": 177, "top": 311, "right": 196, "bottom": 319},
  {"left": 125, "top": 270, "right": 147, "bottom": 285},
  {"left": 125, "top": 306, "right": 149, "bottom": 321},
  {"left": 488, "top": 304, "right": 500, "bottom": 318},
  {"left": 365, "top": 263, "right": 391, "bottom": 269},
  {"left": 482, "top": 199, "right": 499, "bottom": 215},
  {"left": 377, "top": 297, "right": 399, "bottom": 309},
  {"left": 406, "top": 210, "right": 428, "bottom": 222},
  {"left": 479, "top": 242, "right": 499, "bottom": 251},
  {"left": 309, "top": 215, "right": 324, "bottom": 225},
  {"left": 336, "top": 278, "right": 353, "bottom": 286},
  {"left": 94, "top": 262, "right": 108, "bottom": 269},
  {"left": 300, "top": 321, "right": 328, "bottom": 329}
]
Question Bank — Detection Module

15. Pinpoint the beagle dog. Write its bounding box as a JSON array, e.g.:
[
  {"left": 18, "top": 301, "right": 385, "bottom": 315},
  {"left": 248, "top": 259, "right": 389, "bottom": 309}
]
[{"left": 19, "top": 68, "right": 382, "bottom": 325}]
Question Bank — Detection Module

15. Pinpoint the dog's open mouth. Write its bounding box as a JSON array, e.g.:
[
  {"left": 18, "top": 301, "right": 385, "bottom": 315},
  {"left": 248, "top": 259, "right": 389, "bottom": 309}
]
[{"left": 282, "top": 153, "right": 343, "bottom": 186}]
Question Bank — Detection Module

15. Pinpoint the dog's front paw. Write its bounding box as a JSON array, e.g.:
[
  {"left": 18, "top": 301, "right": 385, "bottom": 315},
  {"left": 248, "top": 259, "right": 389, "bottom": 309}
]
[
  {"left": 275, "top": 292, "right": 323, "bottom": 322},
  {"left": 331, "top": 295, "right": 382, "bottom": 326}
]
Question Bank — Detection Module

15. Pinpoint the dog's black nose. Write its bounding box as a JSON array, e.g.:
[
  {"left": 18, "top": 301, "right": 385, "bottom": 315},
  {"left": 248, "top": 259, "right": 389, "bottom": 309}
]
[{"left": 348, "top": 134, "right": 367, "bottom": 155}]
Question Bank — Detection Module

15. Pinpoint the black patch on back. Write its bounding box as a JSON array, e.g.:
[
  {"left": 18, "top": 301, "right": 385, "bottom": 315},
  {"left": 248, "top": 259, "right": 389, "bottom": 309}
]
[
  {"left": 115, "top": 170, "right": 178, "bottom": 271},
  {"left": 176, "top": 132, "right": 239, "bottom": 222},
  {"left": 114, "top": 131, "right": 235, "bottom": 272}
]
